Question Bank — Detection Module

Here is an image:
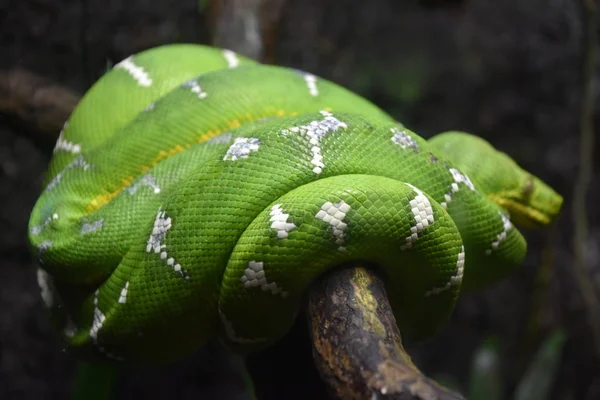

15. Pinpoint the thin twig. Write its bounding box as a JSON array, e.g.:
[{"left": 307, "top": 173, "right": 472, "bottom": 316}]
[{"left": 572, "top": 0, "right": 600, "bottom": 357}]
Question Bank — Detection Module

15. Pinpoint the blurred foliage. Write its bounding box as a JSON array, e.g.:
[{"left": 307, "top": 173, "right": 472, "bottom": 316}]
[
  {"left": 469, "top": 337, "right": 503, "bottom": 400},
  {"left": 198, "top": 0, "right": 211, "bottom": 13},
  {"left": 464, "top": 330, "right": 566, "bottom": 400}
]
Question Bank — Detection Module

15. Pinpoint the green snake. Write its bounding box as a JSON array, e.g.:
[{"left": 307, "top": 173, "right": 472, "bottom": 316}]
[{"left": 28, "top": 44, "right": 563, "bottom": 365}]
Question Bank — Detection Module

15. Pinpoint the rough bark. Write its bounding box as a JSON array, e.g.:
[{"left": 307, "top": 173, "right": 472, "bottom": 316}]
[{"left": 307, "top": 266, "right": 465, "bottom": 400}]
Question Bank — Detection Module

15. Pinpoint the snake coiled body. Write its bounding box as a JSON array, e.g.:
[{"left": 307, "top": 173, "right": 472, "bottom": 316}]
[{"left": 28, "top": 44, "right": 563, "bottom": 365}]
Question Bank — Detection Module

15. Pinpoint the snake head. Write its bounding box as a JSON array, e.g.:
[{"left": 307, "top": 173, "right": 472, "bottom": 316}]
[
  {"left": 486, "top": 170, "right": 563, "bottom": 228},
  {"left": 429, "top": 131, "right": 564, "bottom": 228}
]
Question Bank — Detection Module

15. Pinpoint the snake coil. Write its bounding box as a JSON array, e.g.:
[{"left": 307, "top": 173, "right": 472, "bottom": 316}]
[{"left": 28, "top": 44, "right": 563, "bottom": 364}]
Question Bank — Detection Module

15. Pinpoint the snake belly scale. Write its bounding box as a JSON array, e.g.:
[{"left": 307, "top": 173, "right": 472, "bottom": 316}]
[{"left": 28, "top": 44, "right": 563, "bottom": 364}]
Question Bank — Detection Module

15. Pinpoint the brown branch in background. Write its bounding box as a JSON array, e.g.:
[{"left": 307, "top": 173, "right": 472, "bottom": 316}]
[
  {"left": 258, "top": 0, "right": 286, "bottom": 64},
  {"left": 572, "top": 0, "right": 600, "bottom": 357},
  {"left": 0, "top": 68, "right": 80, "bottom": 146},
  {"left": 208, "top": 0, "right": 286, "bottom": 62},
  {"left": 307, "top": 266, "right": 465, "bottom": 400}
]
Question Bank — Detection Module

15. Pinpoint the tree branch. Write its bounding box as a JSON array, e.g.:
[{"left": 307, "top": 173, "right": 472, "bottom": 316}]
[
  {"left": 208, "top": 0, "right": 287, "bottom": 62},
  {"left": 0, "top": 68, "right": 80, "bottom": 147},
  {"left": 307, "top": 266, "right": 465, "bottom": 400},
  {"left": 572, "top": 0, "right": 600, "bottom": 357}
]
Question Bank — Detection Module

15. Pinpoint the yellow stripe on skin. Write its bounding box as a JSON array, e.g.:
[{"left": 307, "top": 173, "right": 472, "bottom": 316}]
[
  {"left": 84, "top": 110, "right": 301, "bottom": 213},
  {"left": 87, "top": 177, "right": 135, "bottom": 212}
]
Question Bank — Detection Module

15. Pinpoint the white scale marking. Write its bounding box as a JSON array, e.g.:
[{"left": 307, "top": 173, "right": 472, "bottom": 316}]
[
  {"left": 223, "top": 137, "right": 260, "bottom": 161},
  {"left": 146, "top": 210, "right": 189, "bottom": 279},
  {"left": 401, "top": 183, "right": 434, "bottom": 251},
  {"left": 219, "top": 309, "right": 266, "bottom": 344},
  {"left": 182, "top": 79, "right": 207, "bottom": 99},
  {"left": 315, "top": 200, "right": 351, "bottom": 252},
  {"left": 223, "top": 49, "right": 240, "bottom": 68},
  {"left": 36, "top": 268, "right": 54, "bottom": 308},
  {"left": 127, "top": 174, "right": 161, "bottom": 195},
  {"left": 81, "top": 218, "right": 104, "bottom": 235},
  {"left": 115, "top": 56, "right": 152, "bottom": 87},
  {"left": 45, "top": 156, "right": 91, "bottom": 191},
  {"left": 241, "top": 261, "right": 288, "bottom": 297},
  {"left": 269, "top": 204, "right": 296, "bottom": 239},
  {"left": 440, "top": 167, "right": 476, "bottom": 209},
  {"left": 118, "top": 281, "right": 130, "bottom": 304},
  {"left": 90, "top": 289, "right": 124, "bottom": 361},
  {"left": 90, "top": 290, "right": 104, "bottom": 343},
  {"left": 485, "top": 212, "right": 513, "bottom": 255},
  {"left": 281, "top": 110, "right": 347, "bottom": 174},
  {"left": 425, "top": 246, "right": 465, "bottom": 297},
  {"left": 303, "top": 73, "right": 319, "bottom": 96},
  {"left": 37, "top": 240, "right": 52, "bottom": 264},
  {"left": 390, "top": 127, "right": 419, "bottom": 152},
  {"left": 30, "top": 213, "right": 59, "bottom": 236},
  {"left": 53, "top": 122, "right": 81, "bottom": 154}
]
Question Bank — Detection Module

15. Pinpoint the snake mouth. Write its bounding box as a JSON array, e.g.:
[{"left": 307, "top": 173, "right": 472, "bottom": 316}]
[{"left": 487, "top": 195, "right": 563, "bottom": 229}]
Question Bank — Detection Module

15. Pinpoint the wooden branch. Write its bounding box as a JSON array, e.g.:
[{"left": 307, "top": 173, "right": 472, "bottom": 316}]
[
  {"left": 572, "top": 0, "right": 600, "bottom": 357},
  {"left": 208, "top": 0, "right": 287, "bottom": 63},
  {"left": 258, "top": 0, "right": 286, "bottom": 64},
  {"left": 307, "top": 266, "right": 465, "bottom": 400},
  {"left": 210, "top": 0, "right": 264, "bottom": 60},
  {"left": 0, "top": 68, "right": 79, "bottom": 136}
]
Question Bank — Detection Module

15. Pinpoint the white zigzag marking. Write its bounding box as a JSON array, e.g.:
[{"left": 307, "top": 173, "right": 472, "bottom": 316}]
[
  {"left": 90, "top": 290, "right": 124, "bottom": 361},
  {"left": 269, "top": 204, "right": 296, "bottom": 239},
  {"left": 146, "top": 210, "right": 189, "bottom": 279},
  {"left": 241, "top": 261, "right": 288, "bottom": 297},
  {"left": 485, "top": 212, "right": 513, "bottom": 255},
  {"left": 390, "top": 127, "right": 419, "bottom": 152},
  {"left": 441, "top": 168, "right": 476, "bottom": 209},
  {"left": 81, "top": 218, "right": 104, "bottom": 235},
  {"left": 118, "top": 281, "right": 130, "bottom": 304},
  {"left": 37, "top": 240, "right": 52, "bottom": 264},
  {"left": 115, "top": 56, "right": 152, "bottom": 87},
  {"left": 182, "top": 79, "right": 207, "bottom": 99},
  {"left": 401, "top": 183, "right": 434, "bottom": 250},
  {"left": 315, "top": 200, "right": 350, "bottom": 252},
  {"left": 53, "top": 123, "right": 81, "bottom": 154},
  {"left": 45, "top": 156, "right": 91, "bottom": 191},
  {"left": 223, "top": 49, "right": 240, "bottom": 68},
  {"left": 127, "top": 174, "right": 161, "bottom": 195},
  {"left": 30, "top": 213, "right": 59, "bottom": 236},
  {"left": 280, "top": 110, "right": 347, "bottom": 174},
  {"left": 425, "top": 246, "right": 465, "bottom": 297},
  {"left": 223, "top": 137, "right": 260, "bottom": 161},
  {"left": 303, "top": 73, "right": 319, "bottom": 96}
]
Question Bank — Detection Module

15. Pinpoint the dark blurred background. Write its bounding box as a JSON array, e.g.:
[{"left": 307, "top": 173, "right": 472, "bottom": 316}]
[{"left": 1, "top": 0, "right": 599, "bottom": 399}]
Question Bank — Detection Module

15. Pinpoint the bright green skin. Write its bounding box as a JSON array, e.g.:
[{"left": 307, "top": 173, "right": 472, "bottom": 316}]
[{"left": 28, "top": 44, "right": 563, "bottom": 365}]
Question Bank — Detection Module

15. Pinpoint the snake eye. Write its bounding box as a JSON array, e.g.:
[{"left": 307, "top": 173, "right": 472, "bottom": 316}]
[{"left": 523, "top": 175, "right": 535, "bottom": 199}]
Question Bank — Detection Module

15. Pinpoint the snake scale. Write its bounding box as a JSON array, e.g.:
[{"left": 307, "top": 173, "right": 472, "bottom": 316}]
[{"left": 28, "top": 44, "right": 563, "bottom": 365}]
